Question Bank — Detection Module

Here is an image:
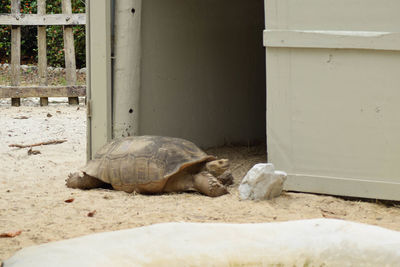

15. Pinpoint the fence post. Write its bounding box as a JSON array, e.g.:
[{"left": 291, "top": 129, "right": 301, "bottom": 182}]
[
  {"left": 38, "top": 0, "right": 48, "bottom": 106},
  {"left": 10, "top": 0, "right": 21, "bottom": 107},
  {"left": 62, "top": 0, "right": 79, "bottom": 105}
]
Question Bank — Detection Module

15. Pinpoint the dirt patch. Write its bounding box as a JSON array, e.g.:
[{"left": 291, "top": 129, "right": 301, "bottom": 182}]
[{"left": 1, "top": 100, "right": 400, "bottom": 262}]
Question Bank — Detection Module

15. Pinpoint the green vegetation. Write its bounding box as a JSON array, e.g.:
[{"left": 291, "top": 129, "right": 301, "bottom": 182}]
[{"left": 0, "top": 0, "right": 86, "bottom": 68}]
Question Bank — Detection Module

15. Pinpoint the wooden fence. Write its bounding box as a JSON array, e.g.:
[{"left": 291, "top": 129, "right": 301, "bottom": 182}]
[{"left": 0, "top": 0, "right": 86, "bottom": 106}]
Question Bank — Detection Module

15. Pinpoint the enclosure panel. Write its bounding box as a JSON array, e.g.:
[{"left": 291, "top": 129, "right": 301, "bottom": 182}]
[
  {"left": 269, "top": 48, "right": 400, "bottom": 175},
  {"left": 139, "top": 0, "right": 266, "bottom": 148},
  {"left": 266, "top": 0, "right": 400, "bottom": 200},
  {"left": 265, "top": 0, "right": 400, "bottom": 32},
  {"left": 87, "top": 0, "right": 112, "bottom": 159},
  {"left": 268, "top": 48, "right": 400, "bottom": 200}
]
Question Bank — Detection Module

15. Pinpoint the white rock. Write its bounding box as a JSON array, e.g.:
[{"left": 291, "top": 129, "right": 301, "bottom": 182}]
[
  {"left": 239, "top": 163, "right": 287, "bottom": 200},
  {"left": 4, "top": 219, "right": 400, "bottom": 267}
]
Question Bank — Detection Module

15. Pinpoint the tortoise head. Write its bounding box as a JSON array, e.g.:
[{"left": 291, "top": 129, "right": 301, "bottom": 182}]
[{"left": 205, "top": 159, "right": 229, "bottom": 177}]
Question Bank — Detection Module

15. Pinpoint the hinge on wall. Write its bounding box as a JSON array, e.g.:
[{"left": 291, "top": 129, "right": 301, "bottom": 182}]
[{"left": 87, "top": 100, "right": 92, "bottom": 118}]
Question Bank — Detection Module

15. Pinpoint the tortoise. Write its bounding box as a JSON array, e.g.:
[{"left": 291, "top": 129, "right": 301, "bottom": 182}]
[{"left": 66, "top": 135, "right": 232, "bottom": 197}]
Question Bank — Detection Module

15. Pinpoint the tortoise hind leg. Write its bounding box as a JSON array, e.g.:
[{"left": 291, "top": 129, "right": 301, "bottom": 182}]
[
  {"left": 66, "top": 172, "right": 107, "bottom": 190},
  {"left": 193, "top": 171, "right": 228, "bottom": 197}
]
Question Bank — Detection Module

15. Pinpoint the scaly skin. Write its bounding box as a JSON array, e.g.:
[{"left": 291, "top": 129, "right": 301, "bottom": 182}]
[
  {"left": 66, "top": 172, "right": 106, "bottom": 189},
  {"left": 205, "top": 159, "right": 229, "bottom": 177},
  {"left": 193, "top": 171, "right": 228, "bottom": 197}
]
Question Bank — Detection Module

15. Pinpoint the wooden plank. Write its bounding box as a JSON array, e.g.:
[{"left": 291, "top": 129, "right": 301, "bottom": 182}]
[
  {"left": 263, "top": 29, "right": 400, "bottom": 51},
  {"left": 0, "top": 14, "right": 86, "bottom": 26},
  {"left": 62, "top": 0, "right": 79, "bottom": 105},
  {"left": 10, "top": 26, "right": 20, "bottom": 87},
  {"left": 38, "top": 0, "right": 48, "bottom": 106},
  {"left": 10, "top": 0, "right": 21, "bottom": 106},
  {"left": 0, "top": 85, "right": 86, "bottom": 98}
]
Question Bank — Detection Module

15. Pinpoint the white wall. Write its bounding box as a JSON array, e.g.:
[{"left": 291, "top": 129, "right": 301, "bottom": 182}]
[{"left": 138, "top": 0, "right": 265, "bottom": 148}]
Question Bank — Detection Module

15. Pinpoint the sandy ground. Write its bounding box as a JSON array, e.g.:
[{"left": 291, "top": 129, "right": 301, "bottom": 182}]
[{"left": 1, "top": 98, "right": 400, "bottom": 263}]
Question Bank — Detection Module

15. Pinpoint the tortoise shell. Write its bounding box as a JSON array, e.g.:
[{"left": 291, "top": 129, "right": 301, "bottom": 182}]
[{"left": 82, "top": 136, "right": 215, "bottom": 186}]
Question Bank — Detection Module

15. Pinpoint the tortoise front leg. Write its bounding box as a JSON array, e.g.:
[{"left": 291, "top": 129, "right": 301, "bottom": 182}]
[
  {"left": 66, "top": 172, "right": 107, "bottom": 190},
  {"left": 192, "top": 171, "right": 228, "bottom": 197},
  {"left": 217, "top": 170, "right": 234, "bottom": 186}
]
